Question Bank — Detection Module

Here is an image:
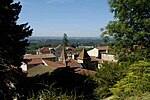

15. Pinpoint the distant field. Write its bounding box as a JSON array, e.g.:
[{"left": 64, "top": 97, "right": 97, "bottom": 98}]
[
  {"left": 28, "top": 36, "right": 102, "bottom": 40},
  {"left": 26, "top": 36, "right": 112, "bottom": 54}
]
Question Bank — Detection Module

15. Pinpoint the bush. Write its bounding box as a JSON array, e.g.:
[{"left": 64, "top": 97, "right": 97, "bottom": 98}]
[
  {"left": 110, "top": 61, "right": 150, "bottom": 99},
  {"left": 93, "top": 62, "right": 128, "bottom": 99}
]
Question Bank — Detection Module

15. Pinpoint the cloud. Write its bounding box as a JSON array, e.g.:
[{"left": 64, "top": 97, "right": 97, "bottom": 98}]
[{"left": 46, "top": 0, "right": 75, "bottom": 4}]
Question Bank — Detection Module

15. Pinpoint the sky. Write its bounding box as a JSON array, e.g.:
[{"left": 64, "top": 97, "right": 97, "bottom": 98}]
[{"left": 15, "top": 0, "right": 114, "bottom": 37}]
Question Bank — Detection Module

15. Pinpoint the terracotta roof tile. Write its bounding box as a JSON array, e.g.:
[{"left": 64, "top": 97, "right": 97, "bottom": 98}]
[
  {"left": 90, "top": 56, "right": 116, "bottom": 63},
  {"left": 44, "top": 60, "right": 64, "bottom": 68},
  {"left": 96, "top": 46, "right": 109, "bottom": 50},
  {"left": 28, "top": 58, "right": 43, "bottom": 65},
  {"left": 24, "top": 54, "right": 56, "bottom": 59},
  {"left": 57, "top": 59, "right": 79, "bottom": 68},
  {"left": 27, "top": 65, "right": 54, "bottom": 77},
  {"left": 40, "top": 47, "right": 54, "bottom": 53},
  {"left": 90, "top": 56, "right": 104, "bottom": 63},
  {"left": 74, "top": 68, "right": 96, "bottom": 76},
  {"left": 67, "top": 59, "right": 79, "bottom": 67}
]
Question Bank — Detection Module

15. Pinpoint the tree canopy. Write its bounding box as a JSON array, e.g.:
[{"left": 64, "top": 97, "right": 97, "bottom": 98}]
[
  {"left": 0, "top": 0, "right": 32, "bottom": 67},
  {"left": 102, "top": 0, "right": 150, "bottom": 62},
  {"left": 110, "top": 61, "right": 150, "bottom": 99}
]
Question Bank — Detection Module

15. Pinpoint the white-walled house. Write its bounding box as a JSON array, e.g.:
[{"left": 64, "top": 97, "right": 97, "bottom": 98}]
[
  {"left": 87, "top": 48, "right": 99, "bottom": 57},
  {"left": 101, "top": 53, "right": 118, "bottom": 62},
  {"left": 87, "top": 46, "right": 109, "bottom": 58},
  {"left": 88, "top": 46, "right": 117, "bottom": 69}
]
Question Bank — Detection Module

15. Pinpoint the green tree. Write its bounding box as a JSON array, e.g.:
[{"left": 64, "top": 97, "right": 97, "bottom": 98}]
[
  {"left": 93, "top": 62, "right": 128, "bottom": 99},
  {"left": 110, "top": 61, "right": 150, "bottom": 99},
  {"left": 62, "top": 33, "right": 69, "bottom": 46},
  {"left": 0, "top": 0, "right": 33, "bottom": 99},
  {"left": 0, "top": 0, "right": 32, "bottom": 67},
  {"left": 101, "top": 0, "right": 150, "bottom": 62}
]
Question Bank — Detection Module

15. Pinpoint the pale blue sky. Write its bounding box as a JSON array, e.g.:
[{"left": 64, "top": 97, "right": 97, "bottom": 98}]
[{"left": 15, "top": 0, "right": 114, "bottom": 37}]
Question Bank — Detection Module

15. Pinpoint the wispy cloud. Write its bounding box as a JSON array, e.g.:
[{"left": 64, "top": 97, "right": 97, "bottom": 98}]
[{"left": 46, "top": 0, "right": 75, "bottom": 4}]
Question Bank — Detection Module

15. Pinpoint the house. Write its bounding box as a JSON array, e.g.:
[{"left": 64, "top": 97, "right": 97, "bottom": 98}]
[
  {"left": 24, "top": 48, "right": 96, "bottom": 77},
  {"left": 54, "top": 44, "right": 77, "bottom": 58},
  {"left": 87, "top": 46, "right": 109, "bottom": 58},
  {"left": 27, "top": 61, "right": 96, "bottom": 77},
  {"left": 21, "top": 54, "right": 57, "bottom": 71},
  {"left": 77, "top": 46, "right": 94, "bottom": 49},
  {"left": 101, "top": 53, "right": 118, "bottom": 62},
  {"left": 87, "top": 46, "right": 118, "bottom": 69},
  {"left": 36, "top": 46, "right": 55, "bottom": 55}
]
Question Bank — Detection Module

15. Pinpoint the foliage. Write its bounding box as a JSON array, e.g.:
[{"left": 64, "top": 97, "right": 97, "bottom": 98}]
[
  {"left": 30, "top": 88, "right": 84, "bottom": 100},
  {"left": 125, "top": 92, "right": 150, "bottom": 100},
  {"left": 26, "top": 37, "right": 107, "bottom": 54},
  {"left": 101, "top": 0, "right": 150, "bottom": 62},
  {"left": 62, "top": 33, "right": 69, "bottom": 46},
  {"left": 110, "top": 61, "right": 150, "bottom": 99},
  {"left": 93, "top": 62, "right": 129, "bottom": 99},
  {"left": 0, "top": 0, "right": 34, "bottom": 99},
  {"left": 34, "top": 67, "right": 97, "bottom": 99},
  {"left": 0, "top": 0, "right": 32, "bottom": 67}
]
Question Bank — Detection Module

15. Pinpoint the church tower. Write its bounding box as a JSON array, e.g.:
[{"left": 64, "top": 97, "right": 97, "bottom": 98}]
[
  {"left": 59, "top": 46, "right": 68, "bottom": 67},
  {"left": 77, "top": 49, "right": 91, "bottom": 69}
]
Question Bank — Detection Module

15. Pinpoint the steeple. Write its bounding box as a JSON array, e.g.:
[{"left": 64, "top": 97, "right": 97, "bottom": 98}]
[
  {"left": 59, "top": 46, "right": 68, "bottom": 67},
  {"left": 77, "top": 49, "right": 91, "bottom": 69},
  {"left": 78, "top": 49, "right": 91, "bottom": 60}
]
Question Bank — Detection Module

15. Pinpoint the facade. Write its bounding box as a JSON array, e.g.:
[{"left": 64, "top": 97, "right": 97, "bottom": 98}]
[
  {"left": 87, "top": 46, "right": 109, "bottom": 58},
  {"left": 101, "top": 53, "right": 118, "bottom": 62},
  {"left": 87, "top": 48, "right": 99, "bottom": 58},
  {"left": 36, "top": 46, "right": 55, "bottom": 55}
]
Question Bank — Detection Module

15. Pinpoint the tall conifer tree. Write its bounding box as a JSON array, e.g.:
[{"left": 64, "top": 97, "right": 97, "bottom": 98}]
[
  {"left": 62, "top": 33, "right": 69, "bottom": 46},
  {"left": 0, "top": 0, "right": 32, "bottom": 67}
]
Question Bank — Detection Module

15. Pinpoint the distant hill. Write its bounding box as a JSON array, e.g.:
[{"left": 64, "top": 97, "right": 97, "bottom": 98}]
[{"left": 28, "top": 36, "right": 103, "bottom": 40}]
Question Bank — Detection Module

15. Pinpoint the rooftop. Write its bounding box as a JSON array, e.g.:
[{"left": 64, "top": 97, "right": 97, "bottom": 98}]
[
  {"left": 24, "top": 54, "right": 56, "bottom": 59},
  {"left": 78, "top": 49, "right": 91, "bottom": 60},
  {"left": 96, "top": 46, "right": 109, "bottom": 50}
]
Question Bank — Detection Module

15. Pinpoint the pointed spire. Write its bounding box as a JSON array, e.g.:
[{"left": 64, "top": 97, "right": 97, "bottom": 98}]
[
  {"left": 78, "top": 49, "right": 90, "bottom": 60},
  {"left": 60, "top": 46, "right": 68, "bottom": 67}
]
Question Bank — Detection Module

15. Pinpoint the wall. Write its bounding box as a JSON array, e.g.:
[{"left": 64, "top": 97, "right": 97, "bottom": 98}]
[
  {"left": 87, "top": 48, "right": 99, "bottom": 57},
  {"left": 101, "top": 54, "right": 118, "bottom": 62}
]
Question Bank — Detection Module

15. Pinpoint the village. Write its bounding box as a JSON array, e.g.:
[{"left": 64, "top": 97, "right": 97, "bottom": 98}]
[
  {"left": 1, "top": 0, "right": 149, "bottom": 99},
  {"left": 21, "top": 43, "right": 117, "bottom": 77}
]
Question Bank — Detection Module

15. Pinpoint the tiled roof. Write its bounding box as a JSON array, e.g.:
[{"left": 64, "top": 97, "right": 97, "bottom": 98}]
[
  {"left": 74, "top": 68, "right": 96, "bottom": 76},
  {"left": 27, "top": 65, "right": 54, "bottom": 77},
  {"left": 90, "top": 56, "right": 104, "bottom": 63},
  {"left": 90, "top": 56, "right": 116, "bottom": 63},
  {"left": 40, "top": 47, "right": 54, "bottom": 53},
  {"left": 65, "top": 46, "right": 77, "bottom": 52},
  {"left": 54, "top": 44, "right": 77, "bottom": 52},
  {"left": 28, "top": 58, "right": 43, "bottom": 65},
  {"left": 96, "top": 46, "right": 109, "bottom": 50},
  {"left": 24, "top": 54, "right": 56, "bottom": 59},
  {"left": 78, "top": 49, "right": 91, "bottom": 60},
  {"left": 67, "top": 59, "right": 79, "bottom": 67},
  {"left": 44, "top": 59, "right": 79, "bottom": 68},
  {"left": 57, "top": 59, "right": 79, "bottom": 68},
  {"left": 44, "top": 60, "right": 64, "bottom": 68}
]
